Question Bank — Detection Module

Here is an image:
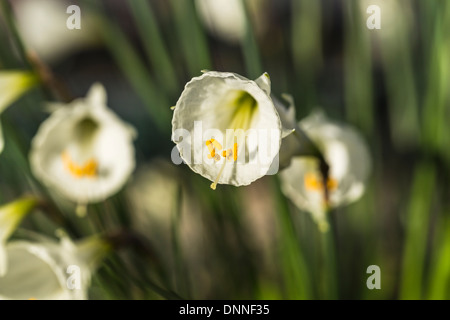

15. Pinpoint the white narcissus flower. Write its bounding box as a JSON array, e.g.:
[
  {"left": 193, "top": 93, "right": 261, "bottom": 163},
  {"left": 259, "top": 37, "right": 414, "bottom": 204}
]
[
  {"left": 14, "top": 0, "right": 100, "bottom": 64},
  {"left": 195, "top": 0, "right": 268, "bottom": 44},
  {"left": 0, "top": 71, "right": 37, "bottom": 154},
  {"left": 280, "top": 111, "right": 371, "bottom": 231},
  {"left": 30, "top": 83, "right": 137, "bottom": 206},
  {"left": 0, "top": 197, "right": 39, "bottom": 276},
  {"left": 172, "top": 71, "right": 288, "bottom": 190},
  {"left": 0, "top": 234, "right": 111, "bottom": 300}
]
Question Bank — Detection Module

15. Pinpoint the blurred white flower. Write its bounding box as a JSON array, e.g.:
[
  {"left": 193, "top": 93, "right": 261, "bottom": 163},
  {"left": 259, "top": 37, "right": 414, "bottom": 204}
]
[
  {"left": 30, "top": 83, "right": 136, "bottom": 206},
  {"left": 0, "top": 234, "right": 111, "bottom": 300},
  {"left": 14, "top": 0, "right": 100, "bottom": 63},
  {"left": 0, "top": 197, "right": 38, "bottom": 276},
  {"left": 359, "top": 0, "right": 412, "bottom": 43},
  {"left": 172, "top": 71, "right": 283, "bottom": 189},
  {"left": 0, "top": 71, "right": 37, "bottom": 154},
  {"left": 195, "top": 0, "right": 268, "bottom": 44},
  {"left": 280, "top": 111, "right": 371, "bottom": 231}
]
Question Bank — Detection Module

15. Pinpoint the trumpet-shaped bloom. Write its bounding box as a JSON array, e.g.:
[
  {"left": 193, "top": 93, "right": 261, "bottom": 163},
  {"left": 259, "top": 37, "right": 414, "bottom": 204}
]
[
  {"left": 0, "top": 197, "right": 39, "bottom": 276},
  {"left": 30, "top": 83, "right": 136, "bottom": 205},
  {"left": 172, "top": 71, "right": 284, "bottom": 189},
  {"left": 0, "top": 71, "right": 37, "bottom": 154},
  {"left": 280, "top": 111, "right": 371, "bottom": 231},
  {"left": 0, "top": 235, "right": 111, "bottom": 300}
]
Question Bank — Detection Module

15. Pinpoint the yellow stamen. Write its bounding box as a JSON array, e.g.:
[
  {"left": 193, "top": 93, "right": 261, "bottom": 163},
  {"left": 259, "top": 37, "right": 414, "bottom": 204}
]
[
  {"left": 62, "top": 151, "right": 98, "bottom": 178},
  {"left": 222, "top": 146, "right": 237, "bottom": 162},
  {"left": 210, "top": 159, "right": 227, "bottom": 190},
  {"left": 222, "top": 149, "right": 231, "bottom": 158},
  {"left": 207, "top": 147, "right": 215, "bottom": 159},
  {"left": 206, "top": 139, "right": 223, "bottom": 159},
  {"left": 211, "top": 139, "right": 222, "bottom": 150},
  {"left": 304, "top": 172, "right": 338, "bottom": 191},
  {"left": 222, "top": 137, "right": 238, "bottom": 162}
]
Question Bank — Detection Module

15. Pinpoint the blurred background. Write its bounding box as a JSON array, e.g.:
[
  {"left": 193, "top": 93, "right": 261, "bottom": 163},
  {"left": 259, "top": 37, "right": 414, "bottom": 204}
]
[{"left": 0, "top": 0, "right": 449, "bottom": 299}]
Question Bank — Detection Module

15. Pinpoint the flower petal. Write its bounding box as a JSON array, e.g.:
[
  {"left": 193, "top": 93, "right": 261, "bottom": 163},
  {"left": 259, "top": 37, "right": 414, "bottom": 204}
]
[
  {"left": 0, "top": 121, "right": 4, "bottom": 155},
  {"left": 0, "top": 243, "right": 7, "bottom": 277},
  {"left": 0, "top": 233, "right": 111, "bottom": 300},
  {"left": 86, "top": 82, "right": 107, "bottom": 108},
  {"left": 0, "top": 71, "right": 37, "bottom": 114},
  {"left": 255, "top": 72, "right": 271, "bottom": 96},
  {"left": 0, "top": 242, "right": 70, "bottom": 300},
  {"left": 0, "top": 197, "right": 39, "bottom": 244}
]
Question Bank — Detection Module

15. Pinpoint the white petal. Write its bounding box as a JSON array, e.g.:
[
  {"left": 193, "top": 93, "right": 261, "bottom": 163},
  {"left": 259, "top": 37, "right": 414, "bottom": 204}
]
[
  {"left": 195, "top": 0, "right": 246, "bottom": 43},
  {"left": 0, "top": 71, "right": 36, "bottom": 114},
  {"left": 0, "top": 234, "right": 108, "bottom": 300},
  {"left": 280, "top": 157, "right": 328, "bottom": 220},
  {"left": 0, "top": 242, "right": 73, "bottom": 300},
  {"left": 0, "top": 197, "right": 38, "bottom": 244},
  {"left": 86, "top": 83, "right": 107, "bottom": 108},
  {"left": 15, "top": 0, "right": 100, "bottom": 63},
  {"left": 0, "top": 243, "right": 7, "bottom": 277},
  {"left": 0, "top": 121, "right": 3, "bottom": 155},
  {"left": 255, "top": 72, "right": 271, "bottom": 96}
]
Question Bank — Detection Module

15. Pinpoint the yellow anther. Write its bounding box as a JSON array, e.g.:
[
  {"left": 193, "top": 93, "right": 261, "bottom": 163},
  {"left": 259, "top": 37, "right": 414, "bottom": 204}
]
[
  {"left": 62, "top": 151, "right": 98, "bottom": 178},
  {"left": 206, "top": 138, "right": 223, "bottom": 159},
  {"left": 304, "top": 172, "right": 338, "bottom": 192},
  {"left": 210, "top": 139, "right": 222, "bottom": 150}
]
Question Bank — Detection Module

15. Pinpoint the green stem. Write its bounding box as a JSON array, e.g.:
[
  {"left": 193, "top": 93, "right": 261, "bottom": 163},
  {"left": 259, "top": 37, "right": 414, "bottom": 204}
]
[
  {"left": 275, "top": 177, "right": 311, "bottom": 299},
  {"left": 171, "top": 185, "right": 191, "bottom": 298},
  {"left": 128, "top": 0, "right": 178, "bottom": 95},
  {"left": 0, "top": 0, "right": 31, "bottom": 68},
  {"left": 319, "top": 213, "right": 338, "bottom": 299},
  {"left": 170, "top": 0, "right": 211, "bottom": 76},
  {"left": 399, "top": 161, "right": 436, "bottom": 299},
  {"left": 427, "top": 210, "right": 450, "bottom": 299},
  {"left": 241, "top": 0, "right": 263, "bottom": 79}
]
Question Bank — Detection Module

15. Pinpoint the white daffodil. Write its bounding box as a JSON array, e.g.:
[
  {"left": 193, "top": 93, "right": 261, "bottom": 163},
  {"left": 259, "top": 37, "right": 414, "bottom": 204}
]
[
  {"left": 172, "top": 71, "right": 286, "bottom": 190},
  {"left": 0, "top": 197, "right": 39, "bottom": 276},
  {"left": 195, "top": 0, "right": 268, "bottom": 44},
  {"left": 280, "top": 111, "right": 371, "bottom": 231},
  {"left": 14, "top": 0, "right": 100, "bottom": 63},
  {"left": 0, "top": 234, "right": 111, "bottom": 300},
  {"left": 0, "top": 71, "right": 37, "bottom": 154},
  {"left": 30, "top": 83, "right": 136, "bottom": 207}
]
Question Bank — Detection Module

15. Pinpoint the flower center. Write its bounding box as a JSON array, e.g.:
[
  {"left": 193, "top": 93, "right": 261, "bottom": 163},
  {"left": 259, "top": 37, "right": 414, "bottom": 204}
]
[
  {"left": 61, "top": 151, "right": 98, "bottom": 178},
  {"left": 74, "top": 117, "right": 99, "bottom": 144},
  {"left": 227, "top": 90, "right": 258, "bottom": 132},
  {"left": 304, "top": 172, "right": 338, "bottom": 192},
  {"left": 208, "top": 137, "right": 238, "bottom": 190}
]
